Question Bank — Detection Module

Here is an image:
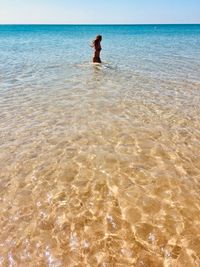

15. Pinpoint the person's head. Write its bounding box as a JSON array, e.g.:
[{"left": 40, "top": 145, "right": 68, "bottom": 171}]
[
  {"left": 92, "top": 35, "right": 102, "bottom": 47},
  {"left": 96, "top": 35, "right": 102, "bottom": 42}
]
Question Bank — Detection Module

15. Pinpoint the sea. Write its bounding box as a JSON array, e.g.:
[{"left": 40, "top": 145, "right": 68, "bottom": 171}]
[{"left": 0, "top": 25, "right": 200, "bottom": 266}]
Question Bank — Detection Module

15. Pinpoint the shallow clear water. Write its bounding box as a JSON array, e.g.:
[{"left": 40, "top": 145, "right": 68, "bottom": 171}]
[{"left": 0, "top": 25, "right": 200, "bottom": 266}]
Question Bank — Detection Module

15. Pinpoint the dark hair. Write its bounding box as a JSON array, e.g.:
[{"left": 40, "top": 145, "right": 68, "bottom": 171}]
[
  {"left": 92, "top": 35, "right": 102, "bottom": 47},
  {"left": 96, "top": 35, "right": 102, "bottom": 41}
]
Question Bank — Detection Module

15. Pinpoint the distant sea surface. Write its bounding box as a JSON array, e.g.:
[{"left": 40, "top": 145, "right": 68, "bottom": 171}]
[{"left": 0, "top": 25, "right": 200, "bottom": 266}]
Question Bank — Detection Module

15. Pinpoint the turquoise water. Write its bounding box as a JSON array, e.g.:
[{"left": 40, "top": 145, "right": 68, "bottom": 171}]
[
  {"left": 1, "top": 25, "right": 200, "bottom": 86},
  {"left": 0, "top": 25, "right": 200, "bottom": 266}
]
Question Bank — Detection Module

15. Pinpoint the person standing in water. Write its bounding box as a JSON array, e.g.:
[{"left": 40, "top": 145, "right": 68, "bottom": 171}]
[{"left": 92, "top": 35, "right": 102, "bottom": 63}]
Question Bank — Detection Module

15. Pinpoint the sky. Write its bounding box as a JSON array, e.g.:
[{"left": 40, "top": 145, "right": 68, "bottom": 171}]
[{"left": 0, "top": 0, "right": 199, "bottom": 24}]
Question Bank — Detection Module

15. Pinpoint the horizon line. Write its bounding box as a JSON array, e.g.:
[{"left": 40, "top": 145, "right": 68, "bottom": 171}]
[{"left": 0, "top": 23, "right": 200, "bottom": 26}]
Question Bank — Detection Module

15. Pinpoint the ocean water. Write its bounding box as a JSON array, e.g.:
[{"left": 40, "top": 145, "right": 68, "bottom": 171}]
[{"left": 0, "top": 25, "right": 200, "bottom": 266}]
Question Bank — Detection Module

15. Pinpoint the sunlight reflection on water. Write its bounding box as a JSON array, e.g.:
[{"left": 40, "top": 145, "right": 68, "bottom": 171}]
[{"left": 0, "top": 25, "right": 200, "bottom": 266}]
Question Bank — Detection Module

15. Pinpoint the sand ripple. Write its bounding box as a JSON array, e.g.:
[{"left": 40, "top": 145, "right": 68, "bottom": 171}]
[{"left": 0, "top": 65, "right": 200, "bottom": 266}]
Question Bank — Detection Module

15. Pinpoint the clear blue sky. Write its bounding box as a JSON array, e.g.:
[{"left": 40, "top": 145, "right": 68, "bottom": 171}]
[{"left": 0, "top": 0, "right": 199, "bottom": 24}]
